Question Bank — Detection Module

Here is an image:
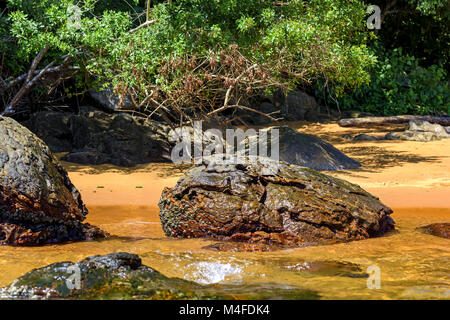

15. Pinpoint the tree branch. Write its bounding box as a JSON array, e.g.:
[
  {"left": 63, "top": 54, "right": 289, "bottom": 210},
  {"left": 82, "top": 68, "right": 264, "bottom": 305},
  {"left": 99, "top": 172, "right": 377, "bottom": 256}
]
[{"left": 128, "top": 19, "right": 156, "bottom": 33}]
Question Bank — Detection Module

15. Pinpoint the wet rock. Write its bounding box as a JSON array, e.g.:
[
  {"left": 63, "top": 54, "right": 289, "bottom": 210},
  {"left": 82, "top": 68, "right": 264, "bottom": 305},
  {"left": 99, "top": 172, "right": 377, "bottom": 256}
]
[
  {"left": 263, "top": 126, "right": 360, "bottom": 170},
  {"left": 385, "top": 120, "right": 450, "bottom": 142},
  {"left": 418, "top": 223, "right": 450, "bottom": 239},
  {"left": 0, "top": 252, "right": 319, "bottom": 300},
  {"left": 159, "top": 157, "right": 394, "bottom": 248},
  {"left": 0, "top": 116, "right": 108, "bottom": 245},
  {"left": 203, "top": 242, "right": 283, "bottom": 252},
  {"left": 280, "top": 260, "right": 368, "bottom": 278},
  {"left": 23, "top": 110, "right": 171, "bottom": 167}
]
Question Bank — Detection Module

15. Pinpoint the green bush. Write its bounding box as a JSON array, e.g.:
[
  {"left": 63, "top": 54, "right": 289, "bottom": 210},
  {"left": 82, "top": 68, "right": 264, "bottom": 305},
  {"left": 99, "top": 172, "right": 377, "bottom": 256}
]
[
  {"left": 1, "top": 0, "right": 375, "bottom": 120},
  {"left": 326, "top": 48, "right": 449, "bottom": 116}
]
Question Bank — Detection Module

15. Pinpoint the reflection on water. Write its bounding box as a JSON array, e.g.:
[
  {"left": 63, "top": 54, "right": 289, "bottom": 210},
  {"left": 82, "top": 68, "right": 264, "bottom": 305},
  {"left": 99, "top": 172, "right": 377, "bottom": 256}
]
[{"left": 0, "top": 206, "right": 448, "bottom": 300}]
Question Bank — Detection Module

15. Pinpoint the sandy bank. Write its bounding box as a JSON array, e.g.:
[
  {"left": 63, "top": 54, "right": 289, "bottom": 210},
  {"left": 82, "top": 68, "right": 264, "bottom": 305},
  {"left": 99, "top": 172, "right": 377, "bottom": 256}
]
[{"left": 65, "top": 121, "right": 450, "bottom": 209}]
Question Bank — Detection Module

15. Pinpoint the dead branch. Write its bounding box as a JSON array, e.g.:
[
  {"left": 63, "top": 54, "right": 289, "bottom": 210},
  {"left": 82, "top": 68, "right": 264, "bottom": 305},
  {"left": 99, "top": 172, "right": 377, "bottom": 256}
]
[
  {"left": 207, "top": 104, "right": 281, "bottom": 122},
  {"left": 1, "top": 48, "right": 81, "bottom": 116},
  {"left": 128, "top": 19, "right": 156, "bottom": 34}
]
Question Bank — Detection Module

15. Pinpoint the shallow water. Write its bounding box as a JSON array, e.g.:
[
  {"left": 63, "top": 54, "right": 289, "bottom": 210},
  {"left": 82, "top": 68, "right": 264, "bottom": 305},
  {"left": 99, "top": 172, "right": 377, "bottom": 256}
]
[{"left": 0, "top": 206, "right": 448, "bottom": 299}]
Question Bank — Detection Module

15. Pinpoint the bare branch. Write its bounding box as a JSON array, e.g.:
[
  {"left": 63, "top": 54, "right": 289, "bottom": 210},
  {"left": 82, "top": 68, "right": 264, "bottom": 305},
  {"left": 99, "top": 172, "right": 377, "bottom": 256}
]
[{"left": 128, "top": 19, "right": 156, "bottom": 33}]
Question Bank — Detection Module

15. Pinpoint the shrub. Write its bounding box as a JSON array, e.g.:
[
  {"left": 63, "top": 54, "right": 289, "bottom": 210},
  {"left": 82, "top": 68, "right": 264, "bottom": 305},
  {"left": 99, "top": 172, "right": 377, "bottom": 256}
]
[
  {"left": 1, "top": 0, "right": 375, "bottom": 122},
  {"left": 322, "top": 48, "right": 449, "bottom": 116}
]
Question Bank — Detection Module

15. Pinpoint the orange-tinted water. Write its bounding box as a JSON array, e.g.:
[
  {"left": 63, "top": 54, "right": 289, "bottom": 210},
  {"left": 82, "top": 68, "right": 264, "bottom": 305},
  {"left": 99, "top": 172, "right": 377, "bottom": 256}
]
[
  {"left": 1, "top": 122, "right": 449, "bottom": 299},
  {"left": 0, "top": 206, "right": 448, "bottom": 300}
]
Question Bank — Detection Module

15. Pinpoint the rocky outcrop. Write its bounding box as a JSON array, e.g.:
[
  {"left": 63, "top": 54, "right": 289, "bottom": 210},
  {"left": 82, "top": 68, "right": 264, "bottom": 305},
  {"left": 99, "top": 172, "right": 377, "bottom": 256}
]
[
  {"left": 259, "top": 126, "right": 360, "bottom": 170},
  {"left": 23, "top": 109, "right": 171, "bottom": 166},
  {"left": 0, "top": 116, "right": 108, "bottom": 245},
  {"left": 159, "top": 158, "right": 394, "bottom": 248},
  {"left": 418, "top": 223, "right": 449, "bottom": 239},
  {"left": 385, "top": 120, "right": 450, "bottom": 142},
  {"left": 0, "top": 252, "right": 318, "bottom": 300}
]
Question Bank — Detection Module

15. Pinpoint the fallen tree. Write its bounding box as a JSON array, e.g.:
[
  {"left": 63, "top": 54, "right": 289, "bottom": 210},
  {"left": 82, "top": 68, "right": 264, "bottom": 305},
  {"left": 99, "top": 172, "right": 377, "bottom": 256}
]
[{"left": 338, "top": 115, "right": 450, "bottom": 127}]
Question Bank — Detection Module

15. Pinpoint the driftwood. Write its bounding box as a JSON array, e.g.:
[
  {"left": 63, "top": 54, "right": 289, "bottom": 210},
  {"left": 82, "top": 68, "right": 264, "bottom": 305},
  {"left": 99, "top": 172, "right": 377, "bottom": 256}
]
[{"left": 339, "top": 115, "right": 450, "bottom": 127}]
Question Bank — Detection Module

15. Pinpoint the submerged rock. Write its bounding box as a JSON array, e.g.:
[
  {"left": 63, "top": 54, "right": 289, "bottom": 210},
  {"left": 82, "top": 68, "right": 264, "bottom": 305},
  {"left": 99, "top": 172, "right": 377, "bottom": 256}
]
[
  {"left": 203, "top": 242, "right": 283, "bottom": 252},
  {"left": 0, "top": 252, "right": 318, "bottom": 300},
  {"left": 418, "top": 223, "right": 450, "bottom": 239},
  {"left": 279, "top": 260, "right": 368, "bottom": 278},
  {"left": 159, "top": 158, "right": 394, "bottom": 248},
  {"left": 0, "top": 116, "right": 108, "bottom": 245}
]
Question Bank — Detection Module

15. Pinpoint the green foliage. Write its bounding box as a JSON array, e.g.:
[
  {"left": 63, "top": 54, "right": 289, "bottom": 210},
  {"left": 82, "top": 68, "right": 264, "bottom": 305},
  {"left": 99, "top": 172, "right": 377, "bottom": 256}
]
[
  {"left": 1, "top": 0, "right": 375, "bottom": 117},
  {"left": 327, "top": 48, "right": 449, "bottom": 115},
  {"left": 1, "top": 0, "right": 448, "bottom": 117},
  {"left": 372, "top": 0, "right": 450, "bottom": 68}
]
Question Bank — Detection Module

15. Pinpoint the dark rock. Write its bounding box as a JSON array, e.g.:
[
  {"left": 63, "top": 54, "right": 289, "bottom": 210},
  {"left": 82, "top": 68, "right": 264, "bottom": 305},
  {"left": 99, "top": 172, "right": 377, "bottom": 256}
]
[
  {"left": 22, "top": 110, "right": 171, "bottom": 167},
  {"left": 21, "top": 111, "right": 73, "bottom": 152},
  {"left": 159, "top": 158, "right": 394, "bottom": 248},
  {"left": 385, "top": 120, "right": 450, "bottom": 142},
  {"left": 274, "top": 90, "right": 319, "bottom": 122},
  {"left": 267, "top": 126, "right": 360, "bottom": 170},
  {"left": 245, "top": 102, "right": 280, "bottom": 125},
  {"left": 0, "top": 252, "right": 318, "bottom": 300},
  {"left": 88, "top": 85, "right": 134, "bottom": 112},
  {"left": 418, "top": 223, "right": 450, "bottom": 239},
  {"left": 352, "top": 134, "right": 380, "bottom": 142},
  {"left": 0, "top": 116, "right": 108, "bottom": 245}
]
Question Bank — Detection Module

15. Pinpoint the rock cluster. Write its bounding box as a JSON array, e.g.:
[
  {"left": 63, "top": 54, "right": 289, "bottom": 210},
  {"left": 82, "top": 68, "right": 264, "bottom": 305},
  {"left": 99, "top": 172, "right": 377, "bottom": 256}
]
[
  {"left": 385, "top": 120, "right": 450, "bottom": 142},
  {"left": 23, "top": 109, "right": 171, "bottom": 166}
]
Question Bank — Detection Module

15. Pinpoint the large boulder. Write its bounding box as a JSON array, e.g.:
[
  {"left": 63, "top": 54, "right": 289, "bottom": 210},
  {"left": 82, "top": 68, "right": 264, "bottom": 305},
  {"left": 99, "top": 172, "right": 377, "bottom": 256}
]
[
  {"left": 275, "top": 90, "right": 319, "bottom": 122},
  {"left": 23, "top": 109, "right": 171, "bottom": 166},
  {"left": 0, "top": 252, "right": 318, "bottom": 300},
  {"left": 258, "top": 126, "right": 360, "bottom": 171},
  {"left": 0, "top": 116, "right": 108, "bottom": 245},
  {"left": 159, "top": 158, "right": 394, "bottom": 248}
]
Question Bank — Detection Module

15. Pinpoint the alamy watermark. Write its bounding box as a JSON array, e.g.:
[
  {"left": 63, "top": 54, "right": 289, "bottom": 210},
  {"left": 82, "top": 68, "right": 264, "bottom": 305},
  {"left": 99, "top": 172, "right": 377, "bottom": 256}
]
[
  {"left": 67, "top": 5, "right": 82, "bottom": 30},
  {"left": 366, "top": 265, "right": 381, "bottom": 289},
  {"left": 66, "top": 265, "right": 81, "bottom": 290},
  {"left": 169, "top": 121, "right": 279, "bottom": 173},
  {"left": 367, "top": 5, "right": 382, "bottom": 30}
]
